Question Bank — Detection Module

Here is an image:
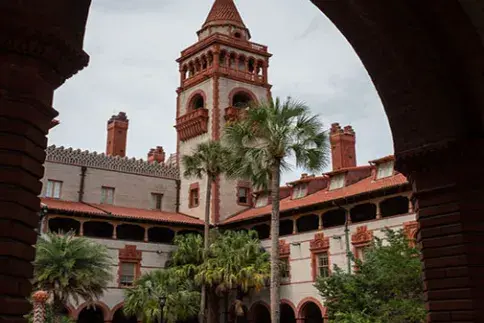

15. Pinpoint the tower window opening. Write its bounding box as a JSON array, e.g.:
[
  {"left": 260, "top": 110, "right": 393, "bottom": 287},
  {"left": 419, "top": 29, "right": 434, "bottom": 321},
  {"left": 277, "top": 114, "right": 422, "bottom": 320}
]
[
  {"left": 257, "top": 60, "right": 264, "bottom": 76},
  {"left": 238, "top": 56, "right": 246, "bottom": 71},
  {"left": 195, "top": 59, "right": 201, "bottom": 73},
  {"left": 189, "top": 64, "right": 195, "bottom": 77},
  {"left": 248, "top": 58, "right": 255, "bottom": 73},
  {"left": 207, "top": 52, "right": 214, "bottom": 67},
  {"left": 234, "top": 32, "right": 242, "bottom": 39},
  {"left": 202, "top": 57, "right": 208, "bottom": 70},
  {"left": 189, "top": 94, "right": 205, "bottom": 110},
  {"left": 229, "top": 53, "right": 236, "bottom": 69},
  {"left": 219, "top": 52, "right": 227, "bottom": 66},
  {"left": 232, "top": 92, "right": 253, "bottom": 109}
]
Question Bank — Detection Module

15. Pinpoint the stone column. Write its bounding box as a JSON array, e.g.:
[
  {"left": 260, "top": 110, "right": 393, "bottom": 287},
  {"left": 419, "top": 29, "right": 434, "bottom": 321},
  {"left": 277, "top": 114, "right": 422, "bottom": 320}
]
[
  {"left": 375, "top": 202, "right": 382, "bottom": 219},
  {"left": 318, "top": 214, "right": 323, "bottom": 230},
  {"left": 292, "top": 219, "right": 297, "bottom": 234},
  {"left": 397, "top": 139, "right": 484, "bottom": 322},
  {"left": 32, "top": 291, "right": 49, "bottom": 323},
  {"left": 79, "top": 220, "right": 85, "bottom": 236},
  {"left": 112, "top": 223, "right": 118, "bottom": 239},
  {"left": 0, "top": 2, "right": 90, "bottom": 322}
]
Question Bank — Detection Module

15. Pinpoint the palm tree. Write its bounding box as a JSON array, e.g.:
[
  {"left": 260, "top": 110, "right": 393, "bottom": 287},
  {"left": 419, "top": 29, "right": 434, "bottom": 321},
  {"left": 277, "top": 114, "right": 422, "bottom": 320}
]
[
  {"left": 197, "top": 230, "right": 270, "bottom": 323},
  {"left": 182, "top": 141, "right": 231, "bottom": 323},
  {"left": 33, "top": 231, "right": 112, "bottom": 319},
  {"left": 224, "top": 97, "right": 329, "bottom": 323},
  {"left": 124, "top": 268, "right": 200, "bottom": 323}
]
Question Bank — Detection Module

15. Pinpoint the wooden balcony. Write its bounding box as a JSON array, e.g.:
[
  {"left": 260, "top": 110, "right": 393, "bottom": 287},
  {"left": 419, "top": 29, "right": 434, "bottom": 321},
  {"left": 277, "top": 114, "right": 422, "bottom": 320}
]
[{"left": 175, "top": 108, "right": 209, "bottom": 141}]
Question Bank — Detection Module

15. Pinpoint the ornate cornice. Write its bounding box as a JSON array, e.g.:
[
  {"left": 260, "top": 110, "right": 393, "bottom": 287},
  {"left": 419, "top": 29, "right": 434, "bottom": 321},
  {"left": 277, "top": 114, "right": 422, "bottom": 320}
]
[
  {"left": 119, "top": 245, "right": 142, "bottom": 261},
  {"left": 309, "top": 232, "right": 330, "bottom": 252},
  {"left": 351, "top": 226, "right": 373, "bottom": 246},
  {"left": 45, "top": 145, "right": 179, "bottom": 180}
]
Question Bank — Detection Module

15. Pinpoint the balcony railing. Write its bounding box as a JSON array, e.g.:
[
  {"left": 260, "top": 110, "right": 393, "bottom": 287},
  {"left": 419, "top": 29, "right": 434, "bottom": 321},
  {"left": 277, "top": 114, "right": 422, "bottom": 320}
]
[{"left": 175, "top": 108, "right": 209, "bottom": 141}]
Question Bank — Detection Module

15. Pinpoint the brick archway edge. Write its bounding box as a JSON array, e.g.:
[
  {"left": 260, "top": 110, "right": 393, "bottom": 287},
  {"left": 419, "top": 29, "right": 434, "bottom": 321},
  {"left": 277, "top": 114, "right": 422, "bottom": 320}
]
[
  {"left": 73, "top": 301, "right": 111, "bottom": 321},
  {"left": 296, "top": 297, "right": 326, "bottom": 319}
]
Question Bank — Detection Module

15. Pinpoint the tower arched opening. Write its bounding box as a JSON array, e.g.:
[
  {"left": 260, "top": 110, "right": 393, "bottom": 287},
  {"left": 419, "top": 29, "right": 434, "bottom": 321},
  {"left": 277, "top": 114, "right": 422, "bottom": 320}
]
[
  {"left": 232, "top": 91, "right": 253, "bottom": 109},
  {"left": 189, "top": 93, "right": 205, "bottom": 111}
]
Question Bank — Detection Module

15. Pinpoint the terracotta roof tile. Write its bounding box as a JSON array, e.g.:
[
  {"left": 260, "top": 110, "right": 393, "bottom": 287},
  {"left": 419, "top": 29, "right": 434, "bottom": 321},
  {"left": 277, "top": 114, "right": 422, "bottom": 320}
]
[
  {"left": 41, "top": 198, "right": 203, "bottom": 225},
  {"left": 222, "top": 173, "right": 409, "bottom": 224},
  {"left": 203, "top": 0, "right": 246, "bottom": 29}
]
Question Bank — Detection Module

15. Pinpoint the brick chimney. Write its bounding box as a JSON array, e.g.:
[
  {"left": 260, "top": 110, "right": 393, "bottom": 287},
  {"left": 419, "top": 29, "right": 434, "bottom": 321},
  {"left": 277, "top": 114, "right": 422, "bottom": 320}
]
[
  {"left": 147, "top": 146, "right": 165, "bottom": 163},
  {"left": 330, "top": 123, "right": 356, "bottom": 171},
  {"left": 106, "top": 112, "right": 129, "bottom": 157}
]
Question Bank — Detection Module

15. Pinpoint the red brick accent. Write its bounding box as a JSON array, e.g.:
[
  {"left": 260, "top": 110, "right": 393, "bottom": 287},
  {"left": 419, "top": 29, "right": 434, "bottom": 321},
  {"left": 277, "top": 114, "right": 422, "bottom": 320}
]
[
  {"left": 404, "top": 220, "right": 418, "bottom": 246},
  {"left": 118, "top": 245, "right": 142, "bottom": 288},
  {"left": 279, "top": 239, "right": 290, "bottom": 258},
  {"left": 147, "top": 146, "right": 165, "bottom": 163},
  {"left": 351, "top": 225, "right": 373, "bottom": 262},
  {"left": 296, "top": 297, "right": 326, "bottom": 319},
  {"left": 309, "top": 233, "right": 330, "bottom": 281},
  {"left": 106, "top": 112, "right": 129, "bottom": 157},
  {"left": 329, "top": 123, "right": 356, "bottom": 171}
]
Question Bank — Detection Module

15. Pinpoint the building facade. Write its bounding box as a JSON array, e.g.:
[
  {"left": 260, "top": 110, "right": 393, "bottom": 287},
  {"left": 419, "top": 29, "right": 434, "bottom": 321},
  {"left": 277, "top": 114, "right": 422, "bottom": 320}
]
[{"left": 39, "top": 1, "right": 417, "bottom": 322}]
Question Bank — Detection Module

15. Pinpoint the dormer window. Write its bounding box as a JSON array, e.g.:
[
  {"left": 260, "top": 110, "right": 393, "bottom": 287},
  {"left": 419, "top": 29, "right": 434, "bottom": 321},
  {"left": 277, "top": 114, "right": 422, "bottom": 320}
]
[
  {"left": 292, "top": 184, "right": 308, "bottom": 199},
  {"left": 329, "top": 174, "right": 345, "bottom": 190},
  {"left": 376, "top": 161, "right": 394, "bottom": 179},
  {"left": 255, "top": 194, "right": 268, "bottom": 208}
]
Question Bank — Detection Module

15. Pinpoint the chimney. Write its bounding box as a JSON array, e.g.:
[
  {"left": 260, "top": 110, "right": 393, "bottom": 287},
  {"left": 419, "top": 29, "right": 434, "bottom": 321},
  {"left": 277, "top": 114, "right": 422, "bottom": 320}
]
[
  {"left": 147, "top": 146, "right": 166, "bottom": 163},
  {"left": 330, "top": 123, "right": 356, "bottom": 171},
  {"left": 106, "top": 112, "right": 129, "bottom": 157}
]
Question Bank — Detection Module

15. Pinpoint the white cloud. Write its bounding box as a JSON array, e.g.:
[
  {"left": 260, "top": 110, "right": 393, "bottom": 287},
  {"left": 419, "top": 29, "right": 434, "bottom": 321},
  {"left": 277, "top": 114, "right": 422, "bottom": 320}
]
[{"left": 50, "top": 0, "right": 393, "bottom": 184}]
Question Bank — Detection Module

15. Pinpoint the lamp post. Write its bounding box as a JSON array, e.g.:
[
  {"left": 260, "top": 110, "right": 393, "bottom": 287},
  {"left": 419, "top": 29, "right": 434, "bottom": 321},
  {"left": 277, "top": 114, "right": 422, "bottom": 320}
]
[{"left": 159, "top": 296, "right": 166, "bottom": 323}]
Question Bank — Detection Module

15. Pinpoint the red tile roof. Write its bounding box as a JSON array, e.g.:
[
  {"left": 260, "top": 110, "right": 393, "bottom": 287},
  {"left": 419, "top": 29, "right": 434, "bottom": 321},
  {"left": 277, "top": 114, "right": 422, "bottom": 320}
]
[
  {"left": 203, "top": 0, "right": 246, "bottom": 29},
  {"left": 222, "top": 173, "right": 409, "bottom": 224},
  {"left": 41, "top": 198, "right": 203, "bottom": 225}
]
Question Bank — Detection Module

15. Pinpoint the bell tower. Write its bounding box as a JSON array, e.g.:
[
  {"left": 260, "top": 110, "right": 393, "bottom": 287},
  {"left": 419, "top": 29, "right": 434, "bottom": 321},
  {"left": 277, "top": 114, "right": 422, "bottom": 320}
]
[{"left": 175, "top": 0, "right": 272, "bottom": 223}]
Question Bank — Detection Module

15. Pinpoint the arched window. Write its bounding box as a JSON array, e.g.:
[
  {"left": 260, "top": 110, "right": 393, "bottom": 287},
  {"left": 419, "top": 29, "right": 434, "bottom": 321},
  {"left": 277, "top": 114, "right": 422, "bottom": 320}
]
[
  {"left": 232, "top": 91, "right": 253, "bottom": 108},
  {"left": 48, "top": 217, "right": 80, "bottom": 235},
  {"left": 189, "top": 93, "right": 205, "bottom": 111}
]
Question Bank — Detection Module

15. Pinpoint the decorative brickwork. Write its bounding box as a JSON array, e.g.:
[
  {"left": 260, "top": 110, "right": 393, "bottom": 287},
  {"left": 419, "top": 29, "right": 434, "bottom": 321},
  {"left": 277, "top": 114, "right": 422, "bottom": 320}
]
[
  {"left": 175, "top": 108, "right": 209, "bottom": 141},
  {"left": 351, "top": 225, "right": 373, "bottom": 246},
  {"left": 279, "top": 239, "right": 290, "bottom": 257},
  {"left": 45, "top": 145, "right": 179, "bottom": 179},
  {"left": 403, "top": 221, "right": 418, "bottom": 242},
  {"left": 32, "top": 291, "right": 49, "bottom": 323},
  {"left": 310, "top": 233, "right": 330, "bottom": 281}
]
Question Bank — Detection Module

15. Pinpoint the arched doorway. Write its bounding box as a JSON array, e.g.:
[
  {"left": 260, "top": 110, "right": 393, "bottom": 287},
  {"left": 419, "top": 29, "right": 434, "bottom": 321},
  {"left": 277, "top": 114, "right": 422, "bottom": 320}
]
[
  {"left": 249, "top": 302, "right": 270, "bottom": 323},
  {"left": 112, "top": 307, "right": 137, "bottom": 323},
  {"left": 280, "top": 303, "right": 296, "bottom": 323},
  {"left": 299, "top": 301, "right": 323, "bottom": 323},
  {"left": 77, "top": 306, "right": 104, "bottom": 323}
]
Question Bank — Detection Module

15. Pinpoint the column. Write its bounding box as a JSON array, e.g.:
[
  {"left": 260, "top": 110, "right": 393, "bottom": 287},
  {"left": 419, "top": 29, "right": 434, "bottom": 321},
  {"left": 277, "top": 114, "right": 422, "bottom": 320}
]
[
  {"left": 213, "top": 49, "right": 220, "bottom": 70},
  {"left": 346, "top": 208, "right": 352, "bottom": 224},
  {"left": 396, "top": 139, "right": 484, "bottom": 322},
  {"left": 408, "top": 196, "right": 414, "bottom": 213},
  {"left": 0, "top": 4, "right": 90, "bottom": 321},
  {"left": 112, "top": 223, "right": 118, "bottom": 239},
  {"left": 262, "top": 61, "right": 268, "bottom": 83},
  {"left": 79, "top": 220, "right": 85, "bottom": 236},
  {"left": 292, "top": 219, "right": 297, "bottom": 234},
  {"left": 144, "top": 226, "right": 149, "bottom": 242},
  {"left": 318, "top": 214, "right": 323, "bottom": 230},
  {"left": 32, "top": 291, "right": 49, "bottom": 323},
  {"left": 375, "top": 202, "right": 382, "bottom": 219}
]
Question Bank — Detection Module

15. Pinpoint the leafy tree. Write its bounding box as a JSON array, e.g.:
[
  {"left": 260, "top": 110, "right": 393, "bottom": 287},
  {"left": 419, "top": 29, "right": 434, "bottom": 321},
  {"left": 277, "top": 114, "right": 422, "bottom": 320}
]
[
  {"left": 182, "top": 140, "right": 231, "bottom": 323},
  {"left": 197, "top": 230, "right": 270, "bottom": 323},
  {"left": 33, "top": 232, "right": 112, "bottom": 319},
  {"left": 224, "top": 97, "right": 329, "bottom": 323},
  {"left": 315, "top": 229, "right": 425, "bottom": 323},
  {"left": 123, "top": 268, "right": 200, "bottom": 323}
]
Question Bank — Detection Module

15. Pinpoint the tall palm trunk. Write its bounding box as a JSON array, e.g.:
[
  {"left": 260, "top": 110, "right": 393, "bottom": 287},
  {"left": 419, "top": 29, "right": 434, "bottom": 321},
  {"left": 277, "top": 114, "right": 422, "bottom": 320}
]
[
  {"left": 270, "top": 159, "right": 281, "bottom": 323},
  {"left": 199, "top": 176, "right": 212, "bottom": 323}
]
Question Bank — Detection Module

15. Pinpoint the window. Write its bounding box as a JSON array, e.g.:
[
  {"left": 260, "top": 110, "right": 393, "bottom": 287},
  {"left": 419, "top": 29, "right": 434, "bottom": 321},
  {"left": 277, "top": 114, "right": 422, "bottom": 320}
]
[
  {"left": 151, "top": 193, "right": 163, "bottom": 210},
  {"left": 355, "top": 246, "right": 368, "bottom": 261},
  {"left": 280, "top": 258, "right": 290, "bottom": 279},
  {"left": 329, "top": 174, "right": 346, "bottom": 190},
  {"left": 119, "top": 262, "right": 136, "bottom": 287},
  {"left": 237, "top": 187, "right": 250, "bottom": 204},
  {"left": 292, "top": 184, "right": 307, "bottom": 199},
  {"left": 317, "top": 253, "right": 330, "bottom": 278},
  {"left": 45, "top": 180, "right": 62, "bottom": 199},
  {"left": 190, "top": 188, "right": 199, "bottom": 208},
  {"left": 255, "top": 194, "right": 268, "bottom": 208},
  {"left": 101, "top": 186, "right": 115, "bottom": 204},
  {"left": 376, "top": 161, "right": 395, "bottom": 179}
]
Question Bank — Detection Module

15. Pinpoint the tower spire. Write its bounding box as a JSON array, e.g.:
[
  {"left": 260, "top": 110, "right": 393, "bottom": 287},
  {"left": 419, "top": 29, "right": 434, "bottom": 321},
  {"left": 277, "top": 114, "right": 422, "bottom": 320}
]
[{"left": 202, "top": 0, "right": 246, "bottom": 30}]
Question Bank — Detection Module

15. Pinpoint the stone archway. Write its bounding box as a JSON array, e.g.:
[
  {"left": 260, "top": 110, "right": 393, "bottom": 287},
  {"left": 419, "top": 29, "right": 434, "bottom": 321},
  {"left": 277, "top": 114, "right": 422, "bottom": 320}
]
[
  {"left": 1, "top": 1, "right": 484, "bottom": 323},
  {"left": 248, "top": 302, "right": 270, "bottom": 323},
  {"left": 297, "top": 299, "right": 325, "bottom": 323},
  {"left": 112, "top": 307, "right": 137, "bottom": 323},
  {"left": 280, "top": 300, "right": 297, "bottom": 323},
  {"left": 77, "top": 307, "right": 105, "bottom": 323}
]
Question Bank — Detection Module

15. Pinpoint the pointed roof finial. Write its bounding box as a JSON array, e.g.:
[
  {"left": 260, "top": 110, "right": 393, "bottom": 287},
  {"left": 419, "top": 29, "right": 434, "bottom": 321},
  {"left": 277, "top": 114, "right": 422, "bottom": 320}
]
[{"left": 202, "top": 0, "right": 246, "bottom": 29}]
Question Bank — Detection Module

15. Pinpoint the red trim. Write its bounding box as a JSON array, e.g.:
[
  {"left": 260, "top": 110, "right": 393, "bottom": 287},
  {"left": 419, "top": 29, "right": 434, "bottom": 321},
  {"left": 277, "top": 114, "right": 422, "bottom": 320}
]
[
  {"left": 228, "top": 87, "right": 259, "bottom": 106},
  {"left": 309, "top": 232, "right": 331, "bottom": 281},
  {"left": 118, "top": 245, "right": 142, "bottom": 288},
  {"left": 186, "top": 90, "right": 207, "bottom": 113},
  {"left": 189, "top": 182, "right": 200, "bottom": 208},
  {"left": 73, "top": 301, "right": 111, "bottom": 321},
  {"left": 296, "top": 297, "right": 327, "bottom": 319}
]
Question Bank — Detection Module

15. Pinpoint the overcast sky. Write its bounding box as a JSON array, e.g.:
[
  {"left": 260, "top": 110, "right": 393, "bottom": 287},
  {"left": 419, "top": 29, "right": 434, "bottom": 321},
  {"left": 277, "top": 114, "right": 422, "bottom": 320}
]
[{"left": 50, "top": 0, "right": 394, "bottom": 184}]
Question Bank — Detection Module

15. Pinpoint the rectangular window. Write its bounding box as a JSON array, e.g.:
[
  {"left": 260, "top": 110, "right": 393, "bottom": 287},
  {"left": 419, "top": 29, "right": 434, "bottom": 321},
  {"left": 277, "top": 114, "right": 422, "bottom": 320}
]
[
  {"left": 190, "top": 188, "right": 199, "bottom": 207},
  {"left": 255, "top": 194, "right": 268, "bottom": 208},
  {"left": 45, "top": 180, "right": 63, "bottom": 199},
  {"left": 292, "top": 184, "right": 308, "bottom": 199},
  {"left": 101, "top": 186, "right": 115, "bottom": 205},
  {"left": 317, "top": 253, "right": 330, "bottom": 278},
  {"left": 119, "top": 262, "right": 136, "bottom": 287},
  {"left": 329, "top": 174, "right": 345, "bottom": 190},
  {"left": 151, "top": 193, "right": 163, "bottom": 210},
  {"left": 237, "top": 187, "right": 249, "bottom": 204},
  {"left": 281, "top": 258, "right": 290, "bottom": 279},
  {"left": 376, "top": 161, "right": 395, "bottom": 179},
  {"left": 356, "top": 246, "right": 368, "bottom": 261}
]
